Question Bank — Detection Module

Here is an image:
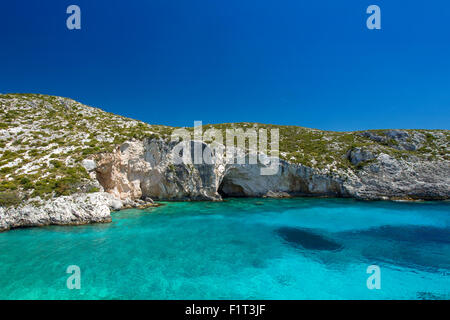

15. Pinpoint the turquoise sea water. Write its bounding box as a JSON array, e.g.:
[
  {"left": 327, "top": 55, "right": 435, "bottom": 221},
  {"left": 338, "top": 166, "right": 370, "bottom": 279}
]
[{"left": 0, "top": 198, "right": 449, "bottom": 300}]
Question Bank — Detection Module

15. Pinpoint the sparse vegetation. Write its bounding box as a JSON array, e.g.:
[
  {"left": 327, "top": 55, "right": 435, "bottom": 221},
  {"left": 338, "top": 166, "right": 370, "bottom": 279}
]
[
  {"left": 0, "top": 94, "right": 172, "bottom": 199},
  {"left": 0, "top": 191, "right": 22, "bottom": 207}
]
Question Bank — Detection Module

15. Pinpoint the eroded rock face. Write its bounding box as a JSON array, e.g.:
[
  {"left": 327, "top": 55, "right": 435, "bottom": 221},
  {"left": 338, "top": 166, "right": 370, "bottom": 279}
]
[
  {"left": 94, "top": 139, "right": 348, "bottom": 201},
  {"left": 95, "top": 141, "right": 150, "bottom": 200},
  {"left": 219, "top": 161, "right": 346, "bottom": 198},
  {"left": 359, "top": 130, "right": 425, "bottom": 151},
  {"left": 0, "top": 192, "right": 115, "bottom": 231},
  {"left": 96, "top": 139, "right": 225, "bottom": 201},
  {"left": 1, "top": 138, "right": 448, "bottom": 232},
  {"left": 347, "top": 147, "right": 376, "bottom": 166},
  {"left": 344, "top": 153, "right": 450, "bottom": 200},
  {"left": 94, "top": 139, "right": 450, "bottom": 202},
  {"left": 95, "top": 139, "right": 349, "bottom": 201}
]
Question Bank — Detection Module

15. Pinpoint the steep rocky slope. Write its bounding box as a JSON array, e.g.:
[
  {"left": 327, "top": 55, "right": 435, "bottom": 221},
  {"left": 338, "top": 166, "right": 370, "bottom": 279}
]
[
  {"left": 1, "top": 93, "right": 449, "bottom": 231},
  {"left": 94, "top": 138, "right": 450, "bottom": 201}
]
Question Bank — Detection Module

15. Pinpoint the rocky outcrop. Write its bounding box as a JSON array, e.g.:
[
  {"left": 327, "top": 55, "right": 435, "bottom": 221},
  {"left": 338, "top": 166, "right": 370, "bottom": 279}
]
[
  {"left": 218, "top": 161, "right": 346, "bottom": 198},
  {"left": 94, "top": 138, "right": 450, "bottom": 202},
  {"left": 0, "top": 192, "right": 114, "bottom": 231},
  {"left": 344, "top": 153, "right": 450, "bottom": 200},
  {"left": 95, "top": 140, "right": 224, "bottom": 201},
  {"left": 347, "top": 147, "right": 376, "bottom": 166},
  {"left": 94, "top": 139, "right": 349, "bottom": 201},
  {"left": 2, "top": 94, "right": 448, "bottom": 232},
  {"left": 2, "top": 137, "right": 448, "bottom": 232},
  {"left": 0, "top": 190, "right": 160, "bottom": 231},
  {"left": 359, "top": 129, "right": 425, "bottom": 151}
]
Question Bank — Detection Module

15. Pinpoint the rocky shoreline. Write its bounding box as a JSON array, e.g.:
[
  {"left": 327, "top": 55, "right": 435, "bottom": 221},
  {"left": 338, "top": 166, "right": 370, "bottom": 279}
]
[
  {"left": 0, "top": 192, "right": 160, "bottom": 232},
  {"left": 94, "top": 138, "right": 450, "bottom": 202},
  {"left": 2, "top": 137, "right": 449, "bottom": 232},
  {"left": 1, "top": 94, "right": 449, "bottom": 232}
]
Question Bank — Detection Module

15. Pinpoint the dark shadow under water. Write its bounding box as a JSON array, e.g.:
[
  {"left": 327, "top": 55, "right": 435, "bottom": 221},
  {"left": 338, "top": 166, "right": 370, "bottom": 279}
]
[
  {"left": 340, "top": 225, "right": 450, "bottom": 244},
  {"left": 275, "top": 224, "right": 450, "bottom": 276},
  {"left": 276, "top": 227, "right": 343, "bottom": 251},
  {"left": 338, "top": 225, "right": 450, "bottom": 273}
]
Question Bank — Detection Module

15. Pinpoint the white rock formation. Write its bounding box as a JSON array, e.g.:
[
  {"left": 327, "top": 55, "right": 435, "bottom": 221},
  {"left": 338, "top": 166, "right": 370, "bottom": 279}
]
[
  {"left": 1, "top": 94, "right": 449, "bottom": 232},
  {"left": 0, "top": 192, "right": 117, "bottom": 231},
  {"left": 1, "top": 137, "right": 449, "bottom": 232},
  {"left": 94, "top": 139, "right": 450, "bottom": 202},
  {"left": 81, "top": 159, "right": 97, "bottom": 171}
]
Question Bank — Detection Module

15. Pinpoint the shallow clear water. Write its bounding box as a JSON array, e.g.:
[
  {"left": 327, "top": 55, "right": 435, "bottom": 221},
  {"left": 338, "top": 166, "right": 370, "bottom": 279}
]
[{"left": 0, "top": 198, "right": 449, "bottom": 300}]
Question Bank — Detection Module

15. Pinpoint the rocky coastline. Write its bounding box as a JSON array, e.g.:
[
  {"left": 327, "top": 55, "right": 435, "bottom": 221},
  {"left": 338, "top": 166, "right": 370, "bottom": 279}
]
[
  {"left": 0, "top": 94, "right": 449, "bottom": 231},
  {"left": 2, "top": 136, "right": 449, "bottom": 232}
]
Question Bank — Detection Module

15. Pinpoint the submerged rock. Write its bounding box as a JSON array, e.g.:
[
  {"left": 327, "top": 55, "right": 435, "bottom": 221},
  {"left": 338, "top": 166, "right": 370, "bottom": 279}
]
[
  {"left": 276, "top": 227, "right": 343, "bottom": 251},
  {"left": 339, "top": 225, "right": 450, "bottom": 273},
  {"left": 343, "top": 225, "right": 450, "bottom": 244}
]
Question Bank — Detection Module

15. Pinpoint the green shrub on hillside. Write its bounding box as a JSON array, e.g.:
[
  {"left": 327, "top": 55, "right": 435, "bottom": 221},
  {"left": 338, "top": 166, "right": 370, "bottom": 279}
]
[{"left": 0, "top": 191, "right": 21, "bottom": 207}]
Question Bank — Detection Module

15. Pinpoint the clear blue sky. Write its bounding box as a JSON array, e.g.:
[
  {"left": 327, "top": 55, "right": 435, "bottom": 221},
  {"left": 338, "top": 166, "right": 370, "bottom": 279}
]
[{"left": 0, "top": 0, "right": 449, "bottom": 131}]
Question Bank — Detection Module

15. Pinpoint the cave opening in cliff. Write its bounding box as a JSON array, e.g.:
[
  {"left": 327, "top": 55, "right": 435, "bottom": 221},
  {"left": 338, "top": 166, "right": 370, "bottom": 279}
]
[{"left": 218, "top": 177, "right": 246, "bottom": 198}]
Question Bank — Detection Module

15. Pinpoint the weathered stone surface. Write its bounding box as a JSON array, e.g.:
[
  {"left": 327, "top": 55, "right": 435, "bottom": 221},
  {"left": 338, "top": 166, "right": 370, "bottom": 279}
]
[
  {"left": 1, "top": 136, "right": 448, "bottom": 232},
  {"left": 109, "top": 199, "right": 123, "bottom": 211},
  {"left": 359, "top": 129, "right": 425, "bottom": 151},
  {"left": 0, "top": 94, "right": 448, "bottom": 232},
  {"left": 264, "top": 191, "right": 292, "bottom": 198},
  {"left": 81, "top": 159, "right": 97, "bottom": 171},
  {"left": 0, "top": 192, "right": 116, "bottom": 231},
  {"left": 93, "top": 139, "right": 449, "bottom": 202},
  {"left": 94, "top": 140, "right": 352, "bottom": 201},
  {"left": 343, "top": 153, "right": 450, "bottom": 200},
  {"left": 96, "top": 139, "right": 224, "bottom": 201},
  {"left": 347, "top": 147, "right": 376, "bottom": 165}
]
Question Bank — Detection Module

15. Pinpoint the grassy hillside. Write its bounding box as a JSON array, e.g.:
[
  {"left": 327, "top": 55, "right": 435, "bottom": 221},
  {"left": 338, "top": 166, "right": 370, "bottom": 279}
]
[
  {"left": 1, "top": 93, "right": 449, "bottom": 204},
  {"left": 0, "top": 94, "right": 173, "bottom": 202}
]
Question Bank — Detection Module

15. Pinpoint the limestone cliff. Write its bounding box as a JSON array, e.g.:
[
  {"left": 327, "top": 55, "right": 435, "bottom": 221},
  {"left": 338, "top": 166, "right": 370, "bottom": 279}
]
[{"left": 93, "top": 138, "right": 450, "bottom": 202}]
